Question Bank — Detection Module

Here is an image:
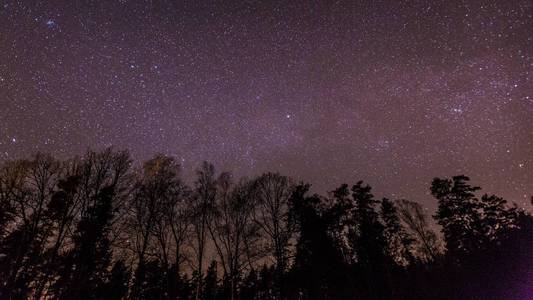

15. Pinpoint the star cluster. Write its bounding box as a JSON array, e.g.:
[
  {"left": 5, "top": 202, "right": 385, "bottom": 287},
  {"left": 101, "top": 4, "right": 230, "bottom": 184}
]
[{"left": 0, "top": 0, "right": 531, "bottom": 209}]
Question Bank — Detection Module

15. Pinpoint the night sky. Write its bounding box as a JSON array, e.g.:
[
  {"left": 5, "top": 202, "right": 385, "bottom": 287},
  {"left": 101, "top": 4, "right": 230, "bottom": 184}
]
[{"left": 0, "top": 0, "right": 531, "bottom": 210}]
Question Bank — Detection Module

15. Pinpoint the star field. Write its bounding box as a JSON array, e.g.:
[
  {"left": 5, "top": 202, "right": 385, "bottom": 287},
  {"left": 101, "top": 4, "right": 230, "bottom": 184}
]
[{"left": 0, "top": 0, "right": 531, "bottom": 209}]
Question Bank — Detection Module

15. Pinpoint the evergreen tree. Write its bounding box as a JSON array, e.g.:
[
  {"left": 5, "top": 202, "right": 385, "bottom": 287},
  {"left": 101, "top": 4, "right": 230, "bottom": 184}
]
[
  {"left": 349, "top": 181, "right": 389, "bottom": 299},
  {"left": 432, "top": 175, "right": 518, "bottom": 261},
  {"left": 240, "top": 268, "right": 258, "bottom": 300},
  {"left": 288, "top": 184, "right": 350, "bottom": 299},
  {"left": 140, "top": 260, "right": 167, "bottom": 300},
  {"left": 176, "top": 274, "right": 195, "bottom": 300},
  {"left": 258, "top": 265, "right": 276, "bottom": 300},
  {"left": 203, "top": 261, "right": 218, "bottom": 300},
  {"left": 431, "top": 175, "right": 483, "bottom": 258},
  {"left": 102, "top": 260, "right": 131, "bottom": 300},
  {"left": 478, "top": 194, "right": 518, "bottom": 243},
  {"left": 35, "top": 174, "right": 82, "bottom": 298},
  {"left": 53, "top": 185, "right": 116, "bottom": 299}
]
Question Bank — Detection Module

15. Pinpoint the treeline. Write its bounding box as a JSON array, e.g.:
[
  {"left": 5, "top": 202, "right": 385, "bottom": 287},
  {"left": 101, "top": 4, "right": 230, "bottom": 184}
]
[{"left": 0, "top": 149, "right": 530, "bottom": 300}]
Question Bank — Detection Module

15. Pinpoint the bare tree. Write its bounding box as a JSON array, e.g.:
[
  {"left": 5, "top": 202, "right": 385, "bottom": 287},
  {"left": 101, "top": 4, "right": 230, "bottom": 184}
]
[
  {"left": 161, "top": 181, "right": 192, "bottom": 300},
  {"left": 191, "top": 161, "right": 217, "bottom": 300},
  {"left": 74, "top": 149, "right": 133, "bottom": 252},
  {"left": 208, "top": 175, "right": 262, "bottom": 300},
  {"left": 0, "top": 159, "right": 27, "bottom": 241},
  {"left": 37, "top": 149, "right": 132, "bottom": 298},
  {"left": 0, "top": 154, "right": 61, "bottom": 298},
  {"left": 128, "top": 155, "right": 180, "bottom": 298},
  {"left": 251, "top": 172, "right": 295, "bottom": 298},
  {"left": 161, "top": 172, "right": 191, "bottom": 276},
  {"left": 396, "top": 199, "right": 441, "bottom": 263},
  {"left": 147, "top": 155, "right": 191, "bottom": 297}
]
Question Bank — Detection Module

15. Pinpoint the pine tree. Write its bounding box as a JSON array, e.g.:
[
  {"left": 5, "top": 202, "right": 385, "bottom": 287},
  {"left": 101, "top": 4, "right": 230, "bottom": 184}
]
[
  {"left": 240, "top": 269, "right": 258, "bottom": 300},
  {"left": 349, "top": 181, "right": 389, "bottom": 299},
  {"left": 478, "top": 194, "right": 518, "bottom": 244},
  {"left": 102, "top": 260, "right": 130, "bottom": 300},
  {"left": 432, "top": 175, "right": 483, "bottom": 258},
  {"left": 203, "top": 261, "right": 218, "bottom": 300},
  {"left": 288, "top": 184, "right": 350, "bottom": 299},
  {"left": 52, "top": 185, "right": 115, "bottom": 299},
  {"left": 432, "top": 175, "right": 518, "bottom": 260}
]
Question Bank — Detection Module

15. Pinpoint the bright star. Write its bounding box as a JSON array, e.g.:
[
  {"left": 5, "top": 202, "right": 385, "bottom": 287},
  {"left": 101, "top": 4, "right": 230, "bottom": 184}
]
[
  {"left": 46, "top": 19, "right": 56, "bottom": 28},
  {"left": 451, "top": 108, "right": 463, "bottom": 114}
]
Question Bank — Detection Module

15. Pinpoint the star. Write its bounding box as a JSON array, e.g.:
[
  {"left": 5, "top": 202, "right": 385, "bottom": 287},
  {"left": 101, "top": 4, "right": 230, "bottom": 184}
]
[
  {"left": 0, "top": 0, "right": 530, "bottom": 212},
  {"left": 451, "top": 108, "right": 464, "bottom": 114},
  {"left": 45, "top": 19, "right": 56, "bottom": 28}
]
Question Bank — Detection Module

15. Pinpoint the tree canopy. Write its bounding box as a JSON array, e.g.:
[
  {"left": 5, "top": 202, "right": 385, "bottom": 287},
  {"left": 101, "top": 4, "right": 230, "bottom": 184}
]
[{"left": 0, "top": 149, "right": 530, "bottom": 300}]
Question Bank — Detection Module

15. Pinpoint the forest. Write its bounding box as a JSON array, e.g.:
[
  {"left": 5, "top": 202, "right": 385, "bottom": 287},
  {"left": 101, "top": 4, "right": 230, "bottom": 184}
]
[{"left": 0, "top": 149, "right": 530, "bottom": 300}]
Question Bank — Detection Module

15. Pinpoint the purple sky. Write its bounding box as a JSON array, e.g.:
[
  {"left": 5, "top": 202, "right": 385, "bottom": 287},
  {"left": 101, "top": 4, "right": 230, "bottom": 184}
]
[{"left": 1, "top": 0, "right": 531, "bottom": 210}]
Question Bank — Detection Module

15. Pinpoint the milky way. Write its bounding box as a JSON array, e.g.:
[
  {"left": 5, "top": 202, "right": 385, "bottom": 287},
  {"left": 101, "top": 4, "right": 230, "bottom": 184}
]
[{"left": 0, "top": 0, "right": 531, "bottom": 209}]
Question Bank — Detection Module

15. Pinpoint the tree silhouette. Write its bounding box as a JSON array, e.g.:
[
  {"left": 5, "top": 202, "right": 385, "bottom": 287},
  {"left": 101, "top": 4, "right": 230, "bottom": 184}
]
[
  {"left": 51, "top": 185, "right": 116, "bottom": 299},
  {"left": 380, "top": 198, "right": 414, "bottom": 266},
  {"left": 202, "top": 261, "right": 218, "bottom": 300},
  {"left": 0, "top": 151, "right": 530, "bottom": 300},
  {"left": 395, "top": 199, "right": 440, "bottom": 263},
  {"left": 288, "top": 184, "right": 351, "bottom": 299},
  {"left": 0, "top": 154, "right": 60, "bottom": 299},
  {"left": 103, "top": 259, "right": 131, "bottom": 300},
  {"left": 432, "top": 175, "right": 518, "bottom": 261},
  {"left": 191, "top": 161, "right": 217, "bottom": 300},
  {"left": 348, "top": 181, "right": 389, "bottom": 299},
  {"left": 251, "top": 173, "right": 295, "bottom": 299},
  {"left": 128, "top": 156, "right": 173, "bottom": 298},
  {"left": 208, "top": 175, "right": 261, "bottom": 300}
]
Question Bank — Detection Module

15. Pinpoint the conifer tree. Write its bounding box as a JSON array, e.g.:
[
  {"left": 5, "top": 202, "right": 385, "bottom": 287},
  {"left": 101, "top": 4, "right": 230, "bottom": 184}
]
[{"left": 53, "top": 185, "right": 115, "bottom": 299}]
